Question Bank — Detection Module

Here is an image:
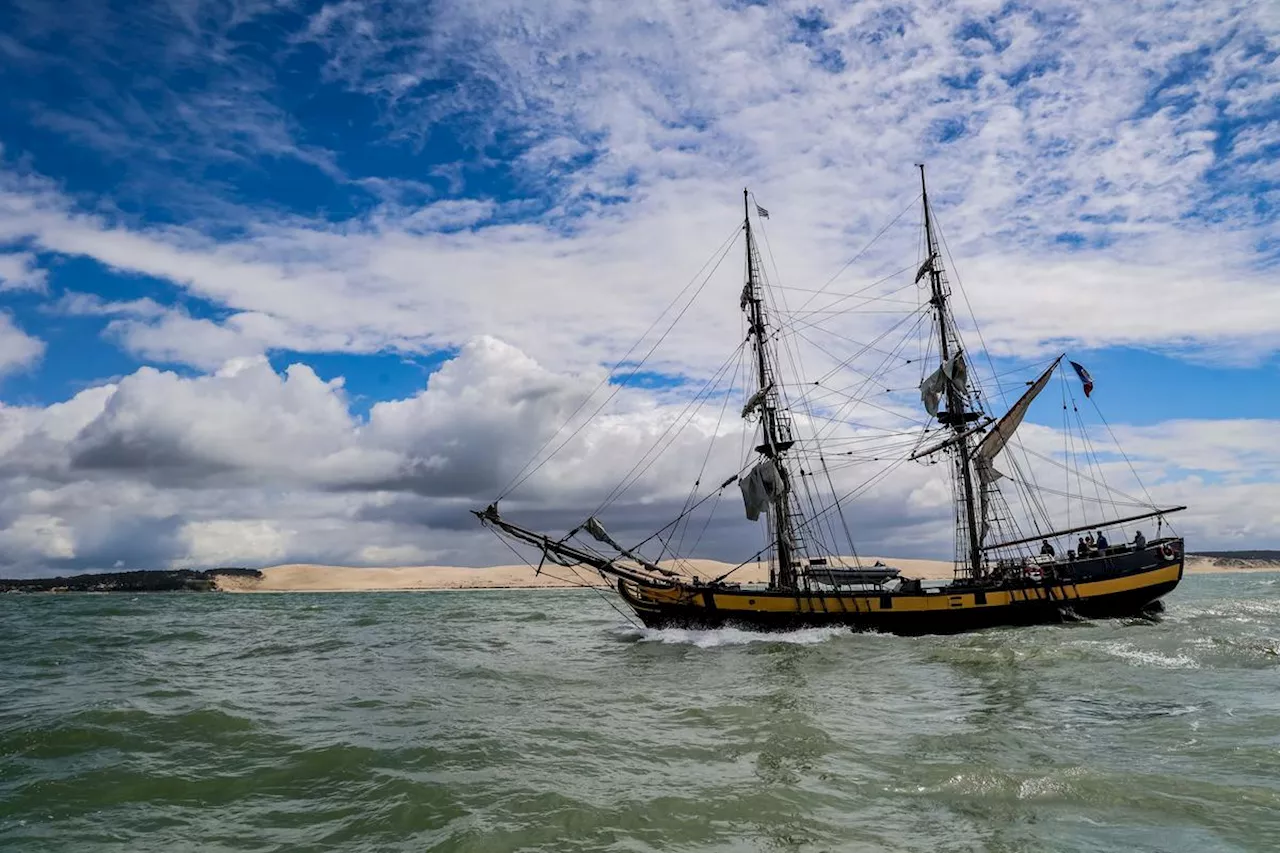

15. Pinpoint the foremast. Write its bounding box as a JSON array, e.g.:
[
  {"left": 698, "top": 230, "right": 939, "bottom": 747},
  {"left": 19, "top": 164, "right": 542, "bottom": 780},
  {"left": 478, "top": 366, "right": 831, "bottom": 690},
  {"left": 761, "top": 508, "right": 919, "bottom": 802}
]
[
  {"left": 741, "top": 189, "right": 800, "bottom": 591},
  {"left": 919, "top": 166, "right": 984, "bottom": 580}
]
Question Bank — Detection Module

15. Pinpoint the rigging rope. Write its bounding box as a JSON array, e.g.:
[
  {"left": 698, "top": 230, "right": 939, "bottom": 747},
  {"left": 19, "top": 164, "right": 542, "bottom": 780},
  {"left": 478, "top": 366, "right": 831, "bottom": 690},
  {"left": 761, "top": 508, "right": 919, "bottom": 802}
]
[
  {"left": 932, "top": 212, "right": 1054, "bottom": 542},
  {"left": 485, "top": 528, "right": 642, "bottom": 628},
  {"left": 669, "top": 349, "right": 745, "bottom": 560},
  {"left": 1089, "top": 398, "right": 1162, "bottom": 513},
  {"left": 591, "top": 339, "right": 748, "bottom": 517},
  {"left": 756, "top": 202, "right": 849, "bottom": 560},
  {"left": 497, "top": 222, "right": 744, "bottom": 501},
  {"left": 795, "top": 191, "right": 922, "bottom": 313}
]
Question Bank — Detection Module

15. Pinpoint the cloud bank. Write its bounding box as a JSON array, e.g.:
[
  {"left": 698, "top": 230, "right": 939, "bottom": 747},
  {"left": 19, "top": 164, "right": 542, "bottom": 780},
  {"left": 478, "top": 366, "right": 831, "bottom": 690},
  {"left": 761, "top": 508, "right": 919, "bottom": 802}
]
[{"left": 0, "top": 0, "right": 1275, "bottom": 572}]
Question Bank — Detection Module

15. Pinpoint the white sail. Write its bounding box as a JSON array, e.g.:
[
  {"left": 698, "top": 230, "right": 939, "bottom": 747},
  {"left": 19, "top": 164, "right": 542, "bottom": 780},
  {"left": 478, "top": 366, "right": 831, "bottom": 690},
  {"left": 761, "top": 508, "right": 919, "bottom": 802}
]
[
  {"left": 973, "top": 357, "right": 1060, "bottom": 485},
  {"left": 974, "top": 357, "right": 1061, "bottom": 541}
]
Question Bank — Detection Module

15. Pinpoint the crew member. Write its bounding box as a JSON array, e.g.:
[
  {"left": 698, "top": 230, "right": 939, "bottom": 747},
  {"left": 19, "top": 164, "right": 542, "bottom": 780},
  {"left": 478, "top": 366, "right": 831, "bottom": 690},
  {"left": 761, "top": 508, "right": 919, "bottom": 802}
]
[{"left": 1040, "top": 540, "right": 1055, "bottom": 557}]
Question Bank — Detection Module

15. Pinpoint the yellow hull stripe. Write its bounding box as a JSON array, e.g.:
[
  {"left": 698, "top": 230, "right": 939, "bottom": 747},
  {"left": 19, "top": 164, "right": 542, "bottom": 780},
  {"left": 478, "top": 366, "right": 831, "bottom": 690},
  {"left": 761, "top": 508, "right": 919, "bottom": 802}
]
[{"left": 626, "top": 563, "right": 1180, "bottom": 614}]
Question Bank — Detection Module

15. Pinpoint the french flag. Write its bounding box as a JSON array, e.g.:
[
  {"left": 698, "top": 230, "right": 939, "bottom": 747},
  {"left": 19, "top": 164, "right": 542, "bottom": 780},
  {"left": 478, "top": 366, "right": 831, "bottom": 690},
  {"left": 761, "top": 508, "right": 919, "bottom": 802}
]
[{"left": 1069, "top": 361, "right": 1094, "bottom": 397}]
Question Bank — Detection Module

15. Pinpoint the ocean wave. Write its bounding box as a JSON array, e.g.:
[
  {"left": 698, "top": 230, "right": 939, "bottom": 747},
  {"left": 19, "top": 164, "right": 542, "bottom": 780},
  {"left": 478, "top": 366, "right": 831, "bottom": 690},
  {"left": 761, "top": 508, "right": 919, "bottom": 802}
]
[
  {"left": 621, "top": 625, "right": 850, "bottom": 648},
  {"left": 1170, "top": 598, "right": 1280, "bottom": 622},
  {"left": 5, "top": 576, "right": 1280, "bottom": 852},
  {"left": 1099, "top": 641, "right": 1199, "bottom": 669}
]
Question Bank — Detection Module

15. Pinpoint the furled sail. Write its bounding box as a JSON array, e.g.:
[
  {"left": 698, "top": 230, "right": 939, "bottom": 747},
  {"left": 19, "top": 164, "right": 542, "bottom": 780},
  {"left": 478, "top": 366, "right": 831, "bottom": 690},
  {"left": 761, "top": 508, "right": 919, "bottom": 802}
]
[
  {"left": 739, "top": 459, "right": 784, "bottom": 521},
  {"left": 914, "top": 251, "right": 937, "bottom": 283},
  {"left": 920, "top": 367, "right": 945, "bottom": 417},
  {"left": 920, "top": 351, "right": 967, "bottom": 417},
  {"left": 741, "top": 386, "right": 770, "bottom": 419},
  {"left": 945, "top": 350, "right": 968, "bottom": 395},
  {"left": 584, "top": 516, "right": 621, "bottom": 550},
  {"left": 582, "top": 515, "right": 681, "bottom": 577}
]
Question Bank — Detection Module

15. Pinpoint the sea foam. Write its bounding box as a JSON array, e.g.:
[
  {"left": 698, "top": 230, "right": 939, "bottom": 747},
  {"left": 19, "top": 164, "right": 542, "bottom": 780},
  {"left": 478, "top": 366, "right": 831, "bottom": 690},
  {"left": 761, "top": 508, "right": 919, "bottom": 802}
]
[{"left": 623, "top": 624, "right": 849, "bottom": 648}]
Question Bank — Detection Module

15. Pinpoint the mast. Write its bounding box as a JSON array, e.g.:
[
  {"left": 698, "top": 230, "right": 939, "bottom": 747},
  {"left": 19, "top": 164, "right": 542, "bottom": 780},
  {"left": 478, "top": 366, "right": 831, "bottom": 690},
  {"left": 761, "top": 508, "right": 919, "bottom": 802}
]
[
  {"left": 742, "top": 189, "right": 798, "bottom": 590},
  {"left": 919, "top": 165, "right": 984, "bottom": 579}
]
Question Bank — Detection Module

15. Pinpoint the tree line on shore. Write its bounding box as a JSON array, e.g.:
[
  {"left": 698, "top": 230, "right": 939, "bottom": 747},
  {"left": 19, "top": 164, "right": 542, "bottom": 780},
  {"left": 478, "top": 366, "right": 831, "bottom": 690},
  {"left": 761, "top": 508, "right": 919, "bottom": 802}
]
[{"left": 0, "top": 568, "right": 262, "bottom": 593}]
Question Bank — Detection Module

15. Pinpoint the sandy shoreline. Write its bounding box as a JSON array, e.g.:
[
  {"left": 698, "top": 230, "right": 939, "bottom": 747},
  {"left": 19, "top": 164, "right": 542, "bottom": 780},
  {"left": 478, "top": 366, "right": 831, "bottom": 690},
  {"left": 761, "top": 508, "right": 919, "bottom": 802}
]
[{"left": 212, "top": 555, "right": 1279, "bottom": 593}]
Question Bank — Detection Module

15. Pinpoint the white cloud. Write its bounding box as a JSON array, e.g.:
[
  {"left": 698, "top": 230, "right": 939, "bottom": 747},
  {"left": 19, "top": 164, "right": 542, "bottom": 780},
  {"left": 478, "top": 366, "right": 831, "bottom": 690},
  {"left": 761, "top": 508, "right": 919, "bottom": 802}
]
[
  {"left": 179, "top": 519, "right": 292, "bottom": 567},
  {"left": 0, "top": 0, "right": 1274, "bottom": 375},
  {"left": 0, "top": 251, "right": 46, "bottom": 292},
  {"left": 55, "top": 291, "right": 168, "bottom": 319},
  {"left": 0, "top": 514, "right": 75, "bottom": 560},
  {"left": 1108, "top": 420, "right": 1280, "bottom": 482},
  {"left": 0, "top": 1, "right": 1277, "bottom": 573},
  {"left": 0, "top": 312, "right": 44, "bottom": 376},
  {"left": 106, "top": 311, "right": 268, "bottom": 371},
  {"left": 67, "top": 355, "right": 361, "bottom": 484},
  {"left": 357, "top": 544, "right": 437, "bottom": 566},
  {"left": 0, "top": 338, "right": 1273, "bottom": 575}
]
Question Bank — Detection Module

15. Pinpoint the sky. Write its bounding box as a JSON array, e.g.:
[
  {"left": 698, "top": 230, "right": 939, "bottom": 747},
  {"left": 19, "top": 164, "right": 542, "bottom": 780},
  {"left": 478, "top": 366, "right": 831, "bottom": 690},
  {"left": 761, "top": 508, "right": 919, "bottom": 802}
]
[{"left": 0, "top": 0, "right": 1276, "bottom": 575}]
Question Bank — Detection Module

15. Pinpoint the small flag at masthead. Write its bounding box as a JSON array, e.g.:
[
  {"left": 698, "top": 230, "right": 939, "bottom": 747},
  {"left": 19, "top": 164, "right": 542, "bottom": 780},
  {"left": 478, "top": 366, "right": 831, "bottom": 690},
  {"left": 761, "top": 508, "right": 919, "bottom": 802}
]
[{"left": 1069, "top": 360, "right": 1094, "bottom": 397}]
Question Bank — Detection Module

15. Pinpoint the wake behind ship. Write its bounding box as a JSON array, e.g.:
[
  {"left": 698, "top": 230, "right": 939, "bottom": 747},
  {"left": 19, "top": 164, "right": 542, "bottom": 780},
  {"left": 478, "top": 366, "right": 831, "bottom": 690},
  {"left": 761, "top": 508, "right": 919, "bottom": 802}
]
[{"left": 478, "top": 167, "right": 1185, "bottom": 635}]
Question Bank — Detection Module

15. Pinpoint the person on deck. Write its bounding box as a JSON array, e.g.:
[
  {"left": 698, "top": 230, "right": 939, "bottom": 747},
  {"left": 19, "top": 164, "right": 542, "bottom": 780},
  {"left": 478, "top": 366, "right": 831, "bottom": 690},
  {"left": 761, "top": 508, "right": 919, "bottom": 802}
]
[
  {"left": 1133, "top": 529, "right": 1146, "bottom": 549},
  {"left": 1096, "top": 530, "right": 1109, "bottom": 550},
  {"left": 1078, "top": 536, "right": 1089, "bottom": 557},
  {"left": 1084, "top": 532, "right": 1096, "bottom": 553},
  {"left": 1040, "top": 540, "right": 1055, "bottom": 557}
]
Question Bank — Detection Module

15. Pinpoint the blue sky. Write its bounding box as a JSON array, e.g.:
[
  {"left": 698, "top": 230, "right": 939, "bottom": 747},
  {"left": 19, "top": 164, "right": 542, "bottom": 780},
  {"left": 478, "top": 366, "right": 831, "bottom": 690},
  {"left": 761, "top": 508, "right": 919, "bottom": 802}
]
[{"left": 0, "top": 0, "right": 1276, "bottom": 573}]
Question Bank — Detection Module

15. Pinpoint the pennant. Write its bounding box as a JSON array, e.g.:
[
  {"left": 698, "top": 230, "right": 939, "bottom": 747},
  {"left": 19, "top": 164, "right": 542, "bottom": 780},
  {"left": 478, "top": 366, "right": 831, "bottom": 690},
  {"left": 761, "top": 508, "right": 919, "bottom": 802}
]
[
  {"left": 756, "top": 204, "right": 770, "bottom": 219},
  {"left": 1069, "top": 360, "right": 1094, "bottom": 397}
]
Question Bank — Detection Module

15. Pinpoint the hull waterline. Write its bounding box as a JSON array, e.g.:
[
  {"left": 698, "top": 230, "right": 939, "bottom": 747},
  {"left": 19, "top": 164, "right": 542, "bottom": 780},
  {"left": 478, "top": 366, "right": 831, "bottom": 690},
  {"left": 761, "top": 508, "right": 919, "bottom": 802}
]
[{"left": 617, "top": 550, "right": 1184, "bottom": 636}]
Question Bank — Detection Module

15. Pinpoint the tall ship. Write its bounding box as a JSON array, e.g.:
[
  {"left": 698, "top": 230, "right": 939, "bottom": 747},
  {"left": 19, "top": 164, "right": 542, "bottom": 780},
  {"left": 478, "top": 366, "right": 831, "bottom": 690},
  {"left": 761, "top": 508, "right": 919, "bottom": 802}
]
[{"left": 478, "top": 168, "right": 1186, "bottom": 635}]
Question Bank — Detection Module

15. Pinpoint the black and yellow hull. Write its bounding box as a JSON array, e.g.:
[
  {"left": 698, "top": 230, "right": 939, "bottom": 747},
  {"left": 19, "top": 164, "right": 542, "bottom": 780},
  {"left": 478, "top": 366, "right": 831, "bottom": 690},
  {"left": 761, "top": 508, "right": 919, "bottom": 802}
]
[{"left": 617, "top": 542, "right": 1184, "bottom": 636}]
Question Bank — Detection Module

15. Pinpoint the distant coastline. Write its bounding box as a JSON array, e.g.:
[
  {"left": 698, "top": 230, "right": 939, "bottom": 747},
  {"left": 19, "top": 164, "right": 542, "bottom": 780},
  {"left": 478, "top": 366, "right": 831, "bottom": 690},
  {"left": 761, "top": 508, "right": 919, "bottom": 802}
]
[
  {"left": 0, "top": 568, "right": 261, "bottom": 594},
  {"left": 2, "top": 553, "right": 1277, "bottom": 594}
]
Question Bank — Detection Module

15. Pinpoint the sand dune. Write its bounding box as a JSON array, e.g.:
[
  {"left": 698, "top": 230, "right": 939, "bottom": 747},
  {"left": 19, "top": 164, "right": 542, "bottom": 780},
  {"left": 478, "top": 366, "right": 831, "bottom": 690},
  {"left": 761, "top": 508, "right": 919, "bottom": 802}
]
[
  {"left": 213, "top": 556, "right": 956, "bottom": 592},
  {"left": 211, "top": 553, "right": 1277, "bottom": 593},
  {"left": 1185, "top": 555, "right": 1280, "bottom": 574}
]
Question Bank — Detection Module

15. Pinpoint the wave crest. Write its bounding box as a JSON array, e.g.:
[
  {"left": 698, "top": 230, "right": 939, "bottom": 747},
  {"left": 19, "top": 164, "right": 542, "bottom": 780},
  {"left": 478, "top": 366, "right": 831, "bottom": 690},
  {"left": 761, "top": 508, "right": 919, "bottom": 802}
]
[{"left": 621, "top": 625, "right": 849, "bottom": 648}]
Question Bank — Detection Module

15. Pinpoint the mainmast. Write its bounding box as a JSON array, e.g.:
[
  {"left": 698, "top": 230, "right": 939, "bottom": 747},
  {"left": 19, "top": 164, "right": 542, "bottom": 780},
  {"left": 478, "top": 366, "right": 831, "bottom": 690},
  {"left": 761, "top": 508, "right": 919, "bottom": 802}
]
[
  {"left": 919, "top": 166, "right": 984, "bottom": 578},
  {"left": 742, "top": 189, "right": 799, "bottom": 590}
]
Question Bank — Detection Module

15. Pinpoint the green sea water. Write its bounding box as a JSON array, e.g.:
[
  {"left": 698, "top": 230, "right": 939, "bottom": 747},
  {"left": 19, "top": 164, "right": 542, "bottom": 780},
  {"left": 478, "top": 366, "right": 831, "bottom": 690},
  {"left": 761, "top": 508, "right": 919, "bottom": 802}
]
[{"left": 2, "top": 573, "right": 1279, "bottom": 852}]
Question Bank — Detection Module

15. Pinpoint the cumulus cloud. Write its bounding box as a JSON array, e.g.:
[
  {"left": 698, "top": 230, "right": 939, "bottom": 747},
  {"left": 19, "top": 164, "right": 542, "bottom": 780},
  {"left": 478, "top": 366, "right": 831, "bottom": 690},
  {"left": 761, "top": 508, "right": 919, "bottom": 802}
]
[
  {"left": 179, "top": 519, "right": 293, "bottom": 567},
  {"left": 0, "top": 337, "right": 921, "bottom": 572},
  {"left": 0, "top": 338, "right": 1273, "bottom": 575},
  {"left": 67, "top": 355, "right": 361, "bottom": 486},
  {"left": 0, "top": 0, "right": 1276, "bottom": 573},
  {"left": 0, "top": 514, "right": 75, "bottom": 560},
  {"left": 0, "top": 251, "right": 46, "bottom": 292},
  {"left": 0, "top": 312, "right": 43, "bottom": 376}
]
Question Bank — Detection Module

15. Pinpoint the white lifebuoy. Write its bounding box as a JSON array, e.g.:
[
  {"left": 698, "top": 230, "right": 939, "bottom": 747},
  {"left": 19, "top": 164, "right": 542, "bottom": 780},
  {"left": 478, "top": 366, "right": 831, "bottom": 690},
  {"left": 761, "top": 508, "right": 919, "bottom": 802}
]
[{"left": 1159, "top": 543, "right": 1177, "bottom": 561}]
